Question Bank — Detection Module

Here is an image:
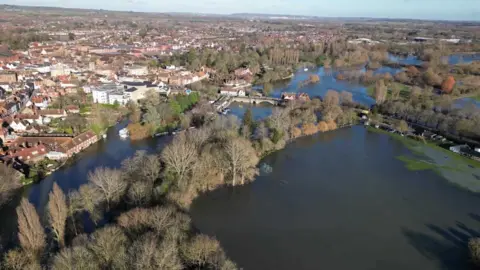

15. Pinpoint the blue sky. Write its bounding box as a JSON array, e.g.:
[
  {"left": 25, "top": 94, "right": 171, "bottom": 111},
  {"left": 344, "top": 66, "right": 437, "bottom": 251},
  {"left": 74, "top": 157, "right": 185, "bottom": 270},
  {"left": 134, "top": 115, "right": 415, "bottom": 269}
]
[{"left": 2, "top": 0, "right": 479, "bottom": 21}]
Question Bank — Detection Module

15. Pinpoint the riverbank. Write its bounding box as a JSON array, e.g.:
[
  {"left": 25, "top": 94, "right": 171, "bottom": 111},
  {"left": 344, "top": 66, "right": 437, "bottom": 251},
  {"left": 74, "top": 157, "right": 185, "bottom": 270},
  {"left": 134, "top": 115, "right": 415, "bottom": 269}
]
[{"left": 366, "top": 126, "right": 480, "bottom": 193}]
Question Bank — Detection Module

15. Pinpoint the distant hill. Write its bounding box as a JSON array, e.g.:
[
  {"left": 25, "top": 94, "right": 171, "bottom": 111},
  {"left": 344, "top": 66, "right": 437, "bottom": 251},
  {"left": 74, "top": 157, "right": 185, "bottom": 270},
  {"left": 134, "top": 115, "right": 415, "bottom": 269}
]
[{"left": 0, "top": 4, "right": 479, "bottom": 24}]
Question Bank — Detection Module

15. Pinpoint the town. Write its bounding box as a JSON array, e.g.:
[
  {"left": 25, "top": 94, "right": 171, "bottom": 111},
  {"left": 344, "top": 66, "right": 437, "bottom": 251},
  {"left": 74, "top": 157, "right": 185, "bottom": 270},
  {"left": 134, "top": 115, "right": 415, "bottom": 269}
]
[{"left": 1, "top": 3, "right": 480, "bottom": 270}]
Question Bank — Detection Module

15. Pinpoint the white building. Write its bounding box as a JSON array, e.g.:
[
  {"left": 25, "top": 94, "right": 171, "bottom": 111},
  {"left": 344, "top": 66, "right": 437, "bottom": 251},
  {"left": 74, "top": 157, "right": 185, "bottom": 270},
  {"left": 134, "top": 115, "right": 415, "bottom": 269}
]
[
  {"left": 92, "top": 84, "right": 119, "bottom": 104},
  {"left": 50, "top": 63, "right": 72, "bottom": 77},
  {"left": 220, "top": 88, "right": 246, "bottom": 97},
  {"left": 109, "top": 91, "right": 127, "bottom": 105},
  {"left": 127, "top": 66, "right": 148, "bottom": 76}
]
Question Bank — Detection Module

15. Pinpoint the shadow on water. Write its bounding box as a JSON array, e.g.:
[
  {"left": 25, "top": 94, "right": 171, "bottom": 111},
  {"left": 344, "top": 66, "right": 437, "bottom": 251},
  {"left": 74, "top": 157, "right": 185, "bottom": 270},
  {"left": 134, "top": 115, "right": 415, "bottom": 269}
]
[{"left": 402, "top": 216, "right": 480, "bottom": 270}]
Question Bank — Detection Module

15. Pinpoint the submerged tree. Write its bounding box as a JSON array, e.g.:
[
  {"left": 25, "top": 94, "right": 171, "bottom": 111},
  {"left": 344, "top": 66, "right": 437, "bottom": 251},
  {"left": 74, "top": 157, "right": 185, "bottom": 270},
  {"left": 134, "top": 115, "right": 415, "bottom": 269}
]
[
  {"left": 161, "top": 134, "right": 198, "bottom": 187},
  {"left": 88, "top": 167, "right": 126, "bottom": 209},
  {"left": 224, "top": 137, "right": 258, "bottom": 186}
]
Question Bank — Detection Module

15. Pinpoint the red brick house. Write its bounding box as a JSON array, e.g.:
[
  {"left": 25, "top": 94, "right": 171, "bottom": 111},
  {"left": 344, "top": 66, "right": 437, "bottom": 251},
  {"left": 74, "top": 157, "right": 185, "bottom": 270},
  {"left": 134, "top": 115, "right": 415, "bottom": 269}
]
[{"left": 59, "top": 130, "right": 98, "bottom": 157}]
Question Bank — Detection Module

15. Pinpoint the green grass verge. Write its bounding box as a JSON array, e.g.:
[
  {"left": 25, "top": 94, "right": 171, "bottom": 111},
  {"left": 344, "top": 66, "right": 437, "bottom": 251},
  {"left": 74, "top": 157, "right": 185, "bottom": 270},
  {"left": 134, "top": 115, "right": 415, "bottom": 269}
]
[
  {"left": 367, "top": 126, "right": 480, "bottom": 169},
  {"left": 396, "top": 155, "right": 437, "bottom": 171}
]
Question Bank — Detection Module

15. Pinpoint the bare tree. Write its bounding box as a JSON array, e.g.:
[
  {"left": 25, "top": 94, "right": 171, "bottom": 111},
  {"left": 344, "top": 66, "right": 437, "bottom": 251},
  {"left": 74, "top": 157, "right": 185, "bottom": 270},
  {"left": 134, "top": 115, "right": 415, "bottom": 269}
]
[
  {"left": 16, "top": 198, "right": 46, "bottom": 257},
  {"left": 224, "top": 137, "right": 259, "bottom": 186},
  {"left": 128, "top": 232, "right": 183, "bottom": 270},
  {"left": 73, "top": 185, "right": 102, "bottom": 224},
  {"left": 181, "top": 235, "right": 232, "bottom": 269},
  {"left": 340, "top": 91, "right": 353, "bottom": 105},
  {"left": 324, "top": 90, "right": 340, "bottom": 108},
  {"left": 48, "top": 183, "right": 68, "bottom": 247},
  {"left": 52, "top": 246, "right": 98, "bottom": 270},
  {"left": 0, "top": 164, "right": 21, "bottom": 207},
  {"left": 127, "top": 182, "right": 152, "bottom": 206},
  {"left": 117, "top": 206, "right": 190, "bottom": 235},
  {"left": 88, "top": 226, "right": 128, "bottom": 269},
  {"left": 186, "top": 127, "right": 212, "bottom": 150},
  {"left": 88, "top": 167, "right": 126, "bottom": 208},
  {"left": 3, "top": 249, "right": 41, "bottom": 270},
  {"left": 374, "top": 79, "right": 387, "bottom": 104},
  {"left": 142, "top": 155, "right": 162, "bottom": 184},
  {"left": 268, "top": 107, "right": 291, "bottom": 134},
  {"left": 161, "top": 134, "right": 198, "bottom": 187}
]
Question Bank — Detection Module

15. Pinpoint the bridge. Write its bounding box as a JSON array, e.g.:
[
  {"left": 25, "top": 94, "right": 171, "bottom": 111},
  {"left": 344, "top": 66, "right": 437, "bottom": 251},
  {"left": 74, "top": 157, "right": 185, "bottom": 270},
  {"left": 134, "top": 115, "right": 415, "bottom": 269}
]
[{"left": 232, "top": 96, "right": 281, "bottom": 105}]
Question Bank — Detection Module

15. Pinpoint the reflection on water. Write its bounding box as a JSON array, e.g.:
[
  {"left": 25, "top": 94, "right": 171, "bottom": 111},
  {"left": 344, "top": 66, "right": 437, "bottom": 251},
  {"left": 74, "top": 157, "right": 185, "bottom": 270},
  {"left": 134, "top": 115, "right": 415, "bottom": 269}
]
[{"left": 191, "top": 126, "right": 480, "bottom": 270}]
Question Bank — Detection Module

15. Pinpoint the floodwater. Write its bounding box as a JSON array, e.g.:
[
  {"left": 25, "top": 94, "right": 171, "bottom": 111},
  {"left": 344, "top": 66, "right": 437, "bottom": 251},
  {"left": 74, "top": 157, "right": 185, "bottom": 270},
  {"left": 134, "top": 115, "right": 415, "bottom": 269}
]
[
  {"left": 228, "top": 53, "right": 480, "bottom": 120},
  {"left": 191, "top": 126, "right": 480, "bottom": 270},
  {"left": 0, "top": 121, "right": 170, "bottom": 247}
]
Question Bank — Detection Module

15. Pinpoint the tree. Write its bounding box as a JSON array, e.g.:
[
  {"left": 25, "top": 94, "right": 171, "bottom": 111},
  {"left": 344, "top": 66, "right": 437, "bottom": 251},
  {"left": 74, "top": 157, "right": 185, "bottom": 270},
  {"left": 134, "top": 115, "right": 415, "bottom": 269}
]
[
  {"left": 423, "top": 68, "right": 443, "bottom": 86},
  {"left": 301, "top": 123, "right": 317, "bottom": 135},
  {"left": 441, "top": 75, "right": 456, "bottom": 94},
  {"left": 4, "top": 249, "right": 41, "bottom": 270},
  {"left": 181, "top": 235, "right": 231, "bottom": 269},
  {"left": 324, "top": 90, "right": 340, "bottom": 108},
  {"left": 340, "top": 91, "right": 353, "bottom": 105},
  {"left": 89, "top": 226, "right": 128, "bottom": 269},
  {"left": 390, "top": 83, "right": 401, "bottom": 100},
  {"left": 52, "top": 246, "right": 98, "bottom": 270},
  {"left": 88, "top": 167, "right": 126, "bottom": 209},
  {"left": 16, "top": 198, "right": 46, "bottom": 257},
  {"left": 48, "top": 183, "right": 68, "bottom": 247},
  {"left": 139, "top": 28, "right": 148, "bottom": 38},
  {"left": 309, "top": 74, "right": 320, "bottom": 83},
  {"left": 242, "top": 108, "right": 254, "bottom": 134},
  {"left": 127, "top": 101, "right": 141, "bottom": 123},
  {"left": 68, "top": 32, "right": 75, "bottom": 41},
  {"left": 224, "top": 137, "right": 258, "bottom": 186},
  {"left": 374, "top": 79, "right": 387, "bottom": 104},
  {"left": 263, "top": 83, "right": 273, "bottom": 96},
  {"left": 0, "top": 164, "right": 20, "bottom": 207},
  {"left": 161, "top": 134, "right": 198, "bottom": 187},
  {"left": 469, "top": 238, "right": 480, "bottom": 267},
  {"left": 128, "top": 232, "right": 183, "bottom": 270},
  {"left": 396, "top": 120, "right": 409, "bottom": 134}
]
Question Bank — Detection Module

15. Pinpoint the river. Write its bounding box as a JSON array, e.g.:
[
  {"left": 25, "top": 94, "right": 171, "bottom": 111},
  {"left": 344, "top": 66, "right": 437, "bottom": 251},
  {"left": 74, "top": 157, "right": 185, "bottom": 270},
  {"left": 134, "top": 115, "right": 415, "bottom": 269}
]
[
  {"left": 0, "top": 121, "right": 171, "bottom": 247},
  {"left": 190, "top": 125, "right": 480, "bottom": 270}
]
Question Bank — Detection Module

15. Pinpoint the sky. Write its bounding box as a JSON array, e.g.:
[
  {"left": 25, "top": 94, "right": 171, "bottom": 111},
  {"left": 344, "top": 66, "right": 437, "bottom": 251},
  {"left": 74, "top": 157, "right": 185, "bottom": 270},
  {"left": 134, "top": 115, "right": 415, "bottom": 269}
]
[{"left": 1, "top": 0, "right": 479, "bottom": 21}]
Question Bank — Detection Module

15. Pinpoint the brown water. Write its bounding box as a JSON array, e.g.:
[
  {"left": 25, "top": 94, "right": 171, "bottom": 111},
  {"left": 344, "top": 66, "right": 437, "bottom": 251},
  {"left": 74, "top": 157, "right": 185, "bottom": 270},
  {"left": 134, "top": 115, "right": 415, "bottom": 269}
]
[{"left": 190, "top": 126, "right": 480, "bottom": 270}]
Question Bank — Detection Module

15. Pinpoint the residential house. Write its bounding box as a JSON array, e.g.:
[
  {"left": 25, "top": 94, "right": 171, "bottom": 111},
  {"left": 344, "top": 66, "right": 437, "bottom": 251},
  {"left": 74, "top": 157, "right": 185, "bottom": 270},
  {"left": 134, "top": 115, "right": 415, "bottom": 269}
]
[
  {"left": 0, "top": 72, "right": 18, "bottom": 84},
  {"left": 59, "top": 130, "right": 98, "bottom": 157},
  {"left": 10, "top": 144, "right": 48, "bottom": 163},
  {"left": 4, "top": 102, "right": 18, "bottom": 115},
  {"left": 234, "top": 68, "right": 253, "bottom": 78},
  {"left": 18, "top": 114, "right": 43, "bottom": 125},
  {"left": 31, "top": 96, "right": 49, "bottom": 109},
  {"left": 9, "top": 119, "right": 30, "bottom": 132},
  {"left": 281, "top": 92, "right": 297, "bottom": 100},
  {"left": 297, "top": 93, "right": 311, "bottom": 102}
]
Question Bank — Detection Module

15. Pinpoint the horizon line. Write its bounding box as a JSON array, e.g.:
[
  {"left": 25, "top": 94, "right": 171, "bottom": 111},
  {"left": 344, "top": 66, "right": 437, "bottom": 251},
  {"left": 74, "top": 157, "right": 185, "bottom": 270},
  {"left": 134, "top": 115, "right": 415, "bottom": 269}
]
[{"left": 1, "top": 3, "right": 479, "bottom": 23}]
